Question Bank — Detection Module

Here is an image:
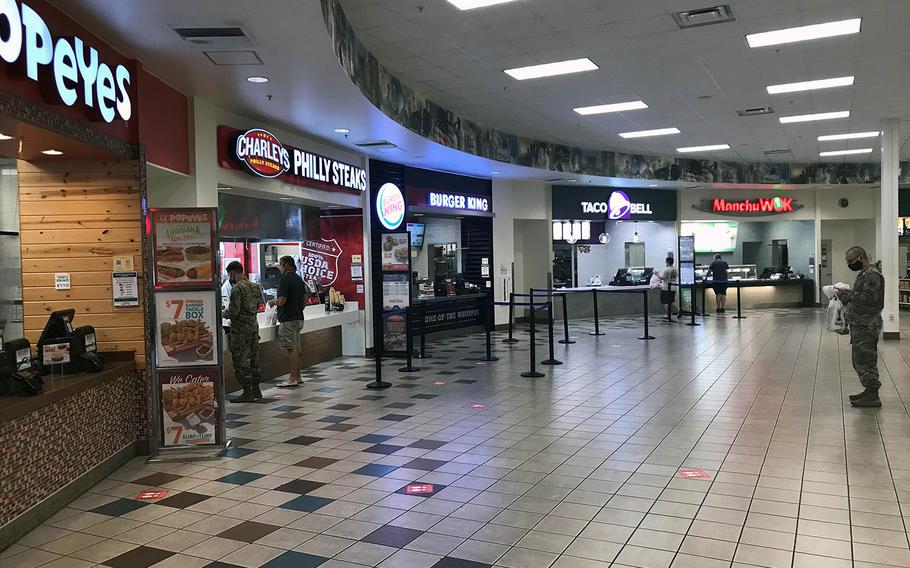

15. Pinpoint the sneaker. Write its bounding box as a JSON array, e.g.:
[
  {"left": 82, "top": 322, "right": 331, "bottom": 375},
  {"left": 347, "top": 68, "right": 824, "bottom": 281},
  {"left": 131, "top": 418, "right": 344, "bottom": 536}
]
[
  {"left": 851, "top": 390, "right": 881, "bottom": 408},
  {"left": 251, "top": 384, "right": 263, "bottom": 400}
]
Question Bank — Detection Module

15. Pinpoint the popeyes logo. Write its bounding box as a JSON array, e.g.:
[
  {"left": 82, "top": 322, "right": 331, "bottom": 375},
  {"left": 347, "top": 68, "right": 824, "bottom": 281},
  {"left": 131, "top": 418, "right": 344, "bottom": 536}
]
[
  {"left": 697, "top": 196, "right": 802, "bottom": 216},
  {"left": 235, "top": 128, "right": 291, "bottom": 178},
  {"left": 376, "top": 182, "right": 405, "bottom": 230}
]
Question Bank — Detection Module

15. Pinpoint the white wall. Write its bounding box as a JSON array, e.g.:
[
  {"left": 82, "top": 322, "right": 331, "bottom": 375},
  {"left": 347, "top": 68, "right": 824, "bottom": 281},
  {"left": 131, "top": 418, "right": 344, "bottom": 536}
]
[
  {"left": 817, "top": 187, "right": 877, "bottom": 220},
  {"left": 576, "top": 221, "right": 677, "bottom": 285},
  {"left": 492, "top": 179, "right": 549, "bottom": 323},
  {"left": 822, "top": 219, "right": 876, "bottom": 287},
  {"left": 514, "top": 219, "right": 550, "bottom": 294}
]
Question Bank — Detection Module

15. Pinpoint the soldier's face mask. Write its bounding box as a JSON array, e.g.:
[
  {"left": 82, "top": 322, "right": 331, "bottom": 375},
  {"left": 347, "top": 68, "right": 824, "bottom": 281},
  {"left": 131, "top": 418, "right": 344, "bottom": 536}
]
[{"left": 847, "top": 259, "right": 863, "bottom": 272}]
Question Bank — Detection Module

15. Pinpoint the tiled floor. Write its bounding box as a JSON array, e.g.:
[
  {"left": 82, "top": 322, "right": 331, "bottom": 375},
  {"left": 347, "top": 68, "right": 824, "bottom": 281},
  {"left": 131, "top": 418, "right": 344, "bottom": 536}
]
[{"left": 6, "top": 308, "right": 910, "bottom": 568}]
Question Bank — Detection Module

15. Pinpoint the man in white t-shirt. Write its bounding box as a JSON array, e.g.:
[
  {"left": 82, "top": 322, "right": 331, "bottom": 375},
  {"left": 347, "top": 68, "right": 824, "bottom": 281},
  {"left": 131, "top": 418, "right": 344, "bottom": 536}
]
[{"left": 658, "top": 257, "right": 678, "bottom": 313}]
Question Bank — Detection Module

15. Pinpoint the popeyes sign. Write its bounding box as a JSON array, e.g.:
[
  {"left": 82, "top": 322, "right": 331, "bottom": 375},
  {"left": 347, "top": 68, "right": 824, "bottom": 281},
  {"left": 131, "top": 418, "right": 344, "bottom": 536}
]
[
  {"left": 694, "top": 195, "right": 803, "bottom": 217},
  {"left": 0, "top": 0, "right": 133, "bottom": 123}
]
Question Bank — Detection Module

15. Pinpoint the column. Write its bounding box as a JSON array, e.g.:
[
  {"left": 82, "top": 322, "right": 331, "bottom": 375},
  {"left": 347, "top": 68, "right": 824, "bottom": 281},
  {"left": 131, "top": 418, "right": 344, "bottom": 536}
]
[{"left": 881, "top": 118, "right": 900, "bottom": 339}]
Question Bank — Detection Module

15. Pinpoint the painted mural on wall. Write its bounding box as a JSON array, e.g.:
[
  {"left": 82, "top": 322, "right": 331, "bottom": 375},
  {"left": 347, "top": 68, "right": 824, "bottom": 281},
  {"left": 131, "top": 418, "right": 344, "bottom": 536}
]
[{"left": 322, "top": 0, "right": 908, "bottom": 185}]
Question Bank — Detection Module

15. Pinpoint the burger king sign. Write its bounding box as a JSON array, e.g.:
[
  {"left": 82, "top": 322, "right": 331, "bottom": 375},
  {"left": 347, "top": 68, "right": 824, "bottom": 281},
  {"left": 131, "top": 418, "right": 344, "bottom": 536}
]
[
  {"left": 235, "top": 128, "right": 290, "bottom": 178},
  {"left": 376, "top": 183, "right": 405, "bottom": 230}
]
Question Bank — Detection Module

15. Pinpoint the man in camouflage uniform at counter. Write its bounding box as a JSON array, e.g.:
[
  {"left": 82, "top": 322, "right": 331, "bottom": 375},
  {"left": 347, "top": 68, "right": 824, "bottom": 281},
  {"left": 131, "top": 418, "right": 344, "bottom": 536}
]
[
  {"left": 223, "top": 261, "right": 264, "bottom": 403},
  {"left": 836, "top": 246, "right": 885, "bottom": 408}
]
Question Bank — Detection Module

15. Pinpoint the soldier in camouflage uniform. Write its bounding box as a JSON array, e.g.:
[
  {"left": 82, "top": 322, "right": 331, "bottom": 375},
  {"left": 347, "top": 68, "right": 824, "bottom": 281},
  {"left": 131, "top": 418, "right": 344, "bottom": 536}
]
[
  {"left": 835, "top": 246, "right": 885, "bottom": 408},
  {"left": 223, "top": 261, "right": 264, "bottom": 403}
]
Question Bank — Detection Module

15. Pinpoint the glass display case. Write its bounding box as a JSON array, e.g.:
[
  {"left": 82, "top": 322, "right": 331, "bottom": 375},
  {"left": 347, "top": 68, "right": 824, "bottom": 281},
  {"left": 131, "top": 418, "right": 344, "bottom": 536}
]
[{"left": 695, "top": 263, "right": 758, "bottom": 281}]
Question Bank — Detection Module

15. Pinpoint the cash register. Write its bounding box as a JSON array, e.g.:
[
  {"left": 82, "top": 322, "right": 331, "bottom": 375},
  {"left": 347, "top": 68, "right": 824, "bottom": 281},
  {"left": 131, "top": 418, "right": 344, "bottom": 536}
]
[
  {"left": 36, "top": 309, "right": 104, "bottom": 374},
  {"left": 0, "top": 338, "right": 43, "bottom": 396}
]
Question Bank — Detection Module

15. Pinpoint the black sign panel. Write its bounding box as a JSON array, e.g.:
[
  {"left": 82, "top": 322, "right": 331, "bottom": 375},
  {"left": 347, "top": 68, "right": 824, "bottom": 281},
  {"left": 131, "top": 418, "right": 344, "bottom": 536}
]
[
  {"left": 552, "top": 186, "right": 677, "bottom": 221},
  {"left": 416, "top": 302, "right": 484, "bottom": 333}
]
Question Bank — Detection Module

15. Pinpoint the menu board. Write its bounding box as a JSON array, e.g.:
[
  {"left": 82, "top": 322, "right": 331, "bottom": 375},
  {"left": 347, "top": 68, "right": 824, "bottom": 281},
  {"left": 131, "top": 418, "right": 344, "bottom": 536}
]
[
  {"left": 158, "top": 368, "right": 220, "bottom": 447},
  {"left": 380, "top": 233, "right": 409, "bottom": 272},
  {"left": 155, "top": 291, "right": 217, "bottom": 368},
  {"left": 382, "top": 273, "right": 410, "bottom": 311},
  {"left": 151, "top": 209, "right": 217, "bottom": 288}
]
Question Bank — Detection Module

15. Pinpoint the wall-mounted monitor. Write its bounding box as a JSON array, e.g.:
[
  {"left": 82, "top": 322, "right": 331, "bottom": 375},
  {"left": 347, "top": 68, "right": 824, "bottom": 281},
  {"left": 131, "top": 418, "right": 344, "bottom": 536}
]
[
  {"left": 680, "top": 221, "right": 738, "bottom": 253},
  {"left": 407, "top": 223, "right": 425, "bottom": 247}
]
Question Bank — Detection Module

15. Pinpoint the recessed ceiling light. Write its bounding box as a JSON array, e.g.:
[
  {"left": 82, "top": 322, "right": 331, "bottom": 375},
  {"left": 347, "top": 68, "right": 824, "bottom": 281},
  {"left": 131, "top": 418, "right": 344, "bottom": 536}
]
[
  {"left": 491, "top": 171, "right": 501, "bottom": 174},
  {"left": 649, "top": 184, "right": 658, "bottom": 187},
  {"left": 818, "top": 131, "right": 880, "bottom": 141},
  {"left": 42, "top": 149, "right": 63, "bottom": 156},
  {"left": 504, "top": 58, "right": 598, "bottom": 80},
  {"left": 246, "top": 76, "right": 269, "bottom": 83},
  {"left": 677, "top": 144, "right": 731, "bottom": 153},
  {"left": 334, "top": 128, "right": 350, "bottom": 133},
  {"left": 567, "top": 179, "right": 577, "bottom": 182},
  {"left": 618, "top": 127, "right": 681, "bottom": 139},
  {"left": 819, "top": 148, "right": 873, "bottom": 157},
  {"left": 746, "top": 18, "right": 861, "bottom": 48},
  {"left": 779, "top": 110, "right": 849, "bottom": 124},
  {"left": 0, "top": 133, "right": 11, "bottom": 141},
  {"left": 278, "top": 196, "right": 294, "bottom": 200},
  {"left": 573, "top": 100, "right": 648, "bottom": 115},
  {"left": 766, "top": 75, "right": 854, "bottom": 94},
  {"left": 447, "top": 0, "right": 517, "bottom": 9}
]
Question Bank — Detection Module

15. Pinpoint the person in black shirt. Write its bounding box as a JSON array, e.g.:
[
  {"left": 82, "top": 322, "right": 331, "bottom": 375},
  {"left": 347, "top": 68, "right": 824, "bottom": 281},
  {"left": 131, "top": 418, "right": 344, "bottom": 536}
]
[
  {"left": 267, "top": 256, "right": 307, "bottom": 387},
  {"left": 705, "top": 254, "right": 730, "bottom": 313}
]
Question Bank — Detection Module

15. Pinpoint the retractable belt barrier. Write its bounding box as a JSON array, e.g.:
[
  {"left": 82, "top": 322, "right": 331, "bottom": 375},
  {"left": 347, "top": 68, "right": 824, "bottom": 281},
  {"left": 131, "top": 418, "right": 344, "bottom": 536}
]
[
  {"left": 695, "top": 279, "right": 746, "bottom": 319},
  {"left": 495, "top": 300, "right": 550, "bottom": 378},
  {"left": 530, "top": 287, "right": 655, "bottom": 341}
]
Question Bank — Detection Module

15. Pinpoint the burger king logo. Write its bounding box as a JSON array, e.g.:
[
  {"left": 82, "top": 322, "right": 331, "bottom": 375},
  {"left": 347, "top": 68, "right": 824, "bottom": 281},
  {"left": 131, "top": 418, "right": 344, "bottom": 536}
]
[
  {"left": 235, "top": 128, "right": 291, "bottom": 178},
  {"left": 376, "top": 183, "right": 405, "bottom": 230}
]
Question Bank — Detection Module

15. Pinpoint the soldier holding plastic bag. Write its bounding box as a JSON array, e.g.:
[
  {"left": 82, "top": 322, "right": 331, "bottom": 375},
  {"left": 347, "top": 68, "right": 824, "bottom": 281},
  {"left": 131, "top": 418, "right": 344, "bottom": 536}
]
[{"left": 834, "top": 246, "right": 884, "bottom": 408}]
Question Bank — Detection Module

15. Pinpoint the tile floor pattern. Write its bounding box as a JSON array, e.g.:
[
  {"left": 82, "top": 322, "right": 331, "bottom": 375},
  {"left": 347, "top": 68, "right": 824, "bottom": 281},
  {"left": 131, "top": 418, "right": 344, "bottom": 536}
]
[{"left": 6, "top": 309, "right": 910, "bottom": 567}]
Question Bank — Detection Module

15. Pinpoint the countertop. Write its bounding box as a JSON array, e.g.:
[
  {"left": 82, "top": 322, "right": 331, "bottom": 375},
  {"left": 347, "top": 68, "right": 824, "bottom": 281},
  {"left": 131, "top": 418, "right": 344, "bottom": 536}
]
[{"left": 0, "top": 352, "right": 137, "bottom": 425}]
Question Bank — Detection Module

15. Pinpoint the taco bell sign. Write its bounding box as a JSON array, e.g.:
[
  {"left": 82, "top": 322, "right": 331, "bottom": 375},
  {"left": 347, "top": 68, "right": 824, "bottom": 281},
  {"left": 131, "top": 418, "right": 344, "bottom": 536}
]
[{"left": 581, "top": 191, "right": 652, "bottom": 219}]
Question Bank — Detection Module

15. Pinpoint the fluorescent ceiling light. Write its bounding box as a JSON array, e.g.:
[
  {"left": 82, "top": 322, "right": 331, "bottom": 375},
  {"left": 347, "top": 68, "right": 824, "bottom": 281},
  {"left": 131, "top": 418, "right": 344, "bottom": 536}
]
[
  {"left": 818, "top": 131, "right": 880, "bottom": 141},
  {"left": 574, "top": 100, "right": 648, "bottom": 115},
  {"left": 504, "top": 58, "right": 598, "bottom": 80},
  {"left": 41, "top": 149, "right": 63, "bottom": 156},
  {"left": 618, "top": 127, "right": 681, "bottom": 139},
  {"left": 819, "top": 148, "right": 873, "bottom": 157},
  {"left": 779, "top": 110, "right": 849, "bottom": 124},
  {"left": 677, "top": 144, "right": 731, "bottom": 153},
  {"left": 246, "top": 76, "right": 269, "bottom": 83},
  {"left": 746, "top": 18, "right": 862, "bottom": 48},
  {"left": 447, "top": 0, "right": 517, "bottom": 8},
  {"left": 334, "top": 128, "right": 351, "bottom": 133},
  {"left": 0, "top": 133, "right": 11, "bottom": 140},
  {"left": 766, "top": 75, "right": 854, "bottom": 94}
]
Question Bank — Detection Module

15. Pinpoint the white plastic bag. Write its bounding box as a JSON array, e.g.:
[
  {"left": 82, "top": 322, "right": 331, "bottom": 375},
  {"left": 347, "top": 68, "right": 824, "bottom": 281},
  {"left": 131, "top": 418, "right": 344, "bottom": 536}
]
[
  {"left": 264, "top": 303, "right": 279, "bottom": 327},
  {"left": 826, "top": 297, "right": 847, "bottom": 334},
  {"left": 822, "top": 282, "right": 850, "bottom": 300},
  {"left": 649, "top": 273, "right": 661, "bottom": 288}
]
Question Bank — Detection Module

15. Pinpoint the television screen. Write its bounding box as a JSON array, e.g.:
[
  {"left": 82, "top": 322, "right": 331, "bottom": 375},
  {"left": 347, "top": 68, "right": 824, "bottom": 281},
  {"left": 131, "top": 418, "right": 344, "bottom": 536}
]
[
  {"left": 407, "top": 223, "right": 425, "bottom": 247},
  {"left": 680, "top": 222, "right": 738, "bottom": 253}
]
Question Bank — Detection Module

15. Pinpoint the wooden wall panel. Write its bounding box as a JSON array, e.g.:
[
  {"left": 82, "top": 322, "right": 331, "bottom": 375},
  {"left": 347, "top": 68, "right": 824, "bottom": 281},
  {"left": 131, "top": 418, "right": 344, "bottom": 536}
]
[{"left": 17, "top": 160, "right": 145, "bottom": 364}]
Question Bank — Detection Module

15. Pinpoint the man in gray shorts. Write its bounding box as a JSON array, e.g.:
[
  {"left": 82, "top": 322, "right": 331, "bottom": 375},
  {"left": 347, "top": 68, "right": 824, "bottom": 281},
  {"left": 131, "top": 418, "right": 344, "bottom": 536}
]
[{"left": 268, "top": 255, "right": 306, "bottom": 387}]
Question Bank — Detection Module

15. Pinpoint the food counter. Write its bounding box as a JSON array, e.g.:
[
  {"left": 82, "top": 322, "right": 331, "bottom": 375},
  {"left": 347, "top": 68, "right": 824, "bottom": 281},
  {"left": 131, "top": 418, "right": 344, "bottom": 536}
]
[
  {"left": 0, "top": 352, "right": 145, "bottom": 550},
  {"left": 551, "top": 285, "right": 666, "bottom": 320},
  {"left": 695, "top": 278, "right": 815, "bottom": 310},
  {"left": 222, "top": 302, "right": 362, "bottom": 392}
]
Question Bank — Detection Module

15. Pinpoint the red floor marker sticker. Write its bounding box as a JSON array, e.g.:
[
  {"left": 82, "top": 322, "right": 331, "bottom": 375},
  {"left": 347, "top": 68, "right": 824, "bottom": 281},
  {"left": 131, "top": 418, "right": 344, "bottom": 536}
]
[
  {"left": 677, "top": 469, "right": 710, "bottom": 479},
  {"left": 405, "top": 483, "right": 436, "bottom": 495},
  {"left": 136, "top": 489, "right": 169, "bottom": 501},
  {"left": 471, "top": 403, "right": 488, "bottom": 409}
]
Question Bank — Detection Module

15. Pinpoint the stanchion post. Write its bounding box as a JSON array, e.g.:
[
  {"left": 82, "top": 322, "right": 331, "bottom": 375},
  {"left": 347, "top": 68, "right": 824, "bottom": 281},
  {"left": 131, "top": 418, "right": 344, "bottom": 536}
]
[
  {"left": 733, "top": 281, "right": 746, "bottom": 319},
  {"left": 503, "top": 292, "right": 519, "bottom": 344},
  {"left": 368, "top": 319, "right": 391, "bottom": 390},
  {"left": 398, "top": 307, "right": 420, "bottom": 372},
  {"left": 700, "top": 283, "right": 708, "bottom": 317},
  {"left": 521, "top": 302, "right": 545, "bottom": 378},
  {"left": 686, "top": 284, "right": 701, "bottom": 327},
  {"left": 558, "top": 293, "right": 575, "bottom": 344},
  {"left": 639, "top": 290, "right": 655, "bottom": 340},
  {"left": 416, "top": 300, "right": 430, "bottom": 359},
  {"left": 541, "top": 300, "right": 563, "bottom": 365},
  {"left": 590, "top": 288, "right": 605, "bottom": 336},
  {"left": 479, "top": 298, "right": 499, "bottom": 362}
]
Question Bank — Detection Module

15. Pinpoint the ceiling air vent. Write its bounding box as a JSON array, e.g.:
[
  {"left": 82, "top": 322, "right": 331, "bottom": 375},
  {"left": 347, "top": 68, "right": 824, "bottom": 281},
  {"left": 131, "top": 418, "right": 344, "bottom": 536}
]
[
  {"left": 355, "top": 140, "right": 405, "bottom": 154},
  {"left": 673, "top": 5, "right": 735, "bottom": 29},
  {"left": 737, "top": 106, "right": 774, "bottom": 117},
  {"left": 173, "top": 26, "right": 253, "bottom": 49}
]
